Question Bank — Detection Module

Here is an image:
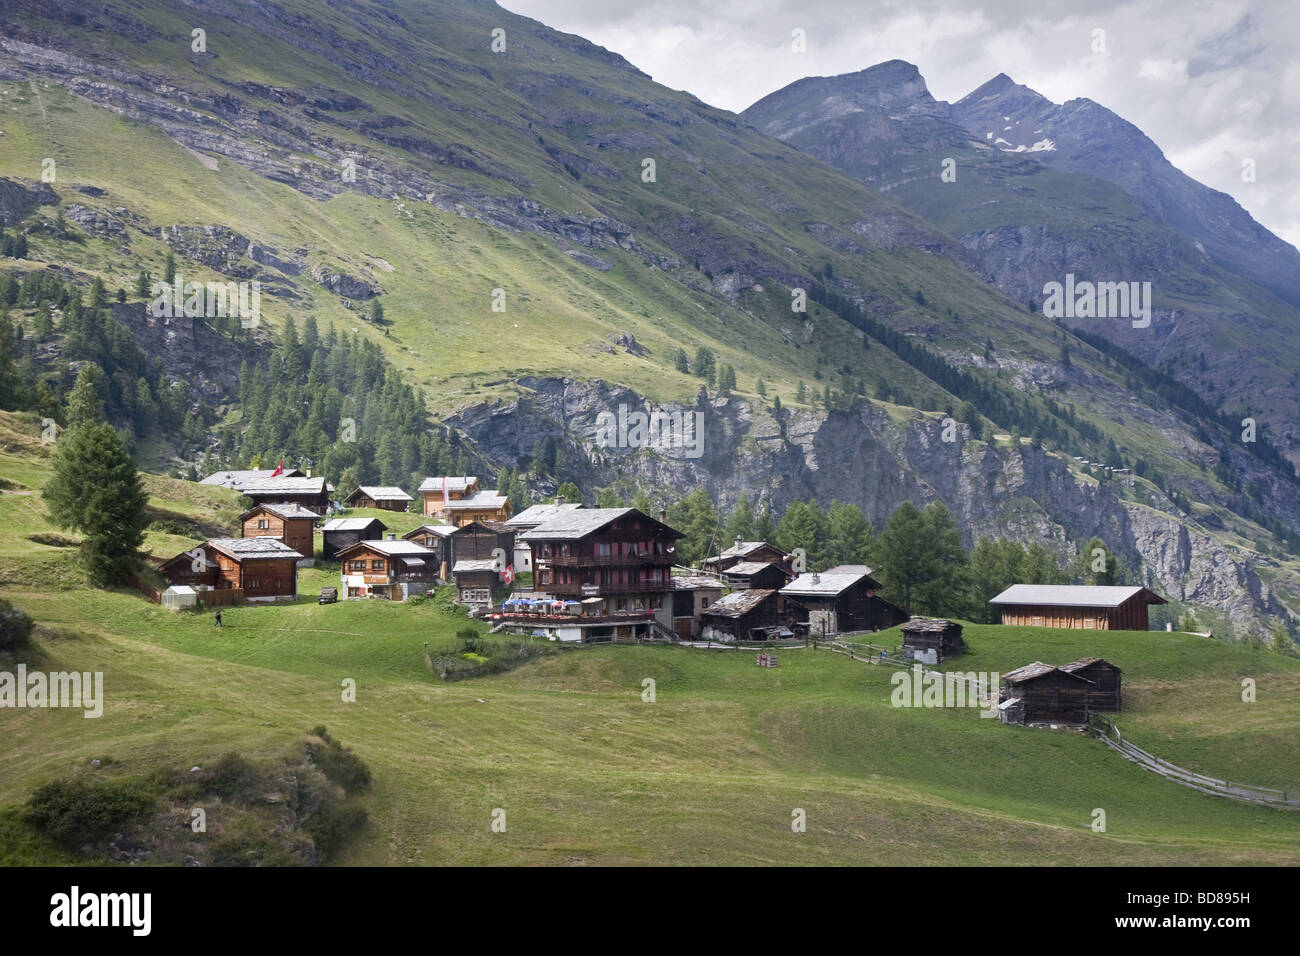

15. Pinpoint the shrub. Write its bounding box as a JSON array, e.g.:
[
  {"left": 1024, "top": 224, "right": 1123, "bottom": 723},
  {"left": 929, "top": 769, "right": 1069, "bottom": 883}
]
[
  {"left": 305, "top": 800, "right": 368, "bottom": 861},
  {"left": 201, "top": 752, "right": 259, "bottom": 800},
  {"left": 305, "top": 728, "right": 371, "bottom": 795},
  {"left": 24, "top": 778, "right": 153, "bottom": 846},
  {"left": 0, "top": 599, "right": 33, "bottom": 651}
]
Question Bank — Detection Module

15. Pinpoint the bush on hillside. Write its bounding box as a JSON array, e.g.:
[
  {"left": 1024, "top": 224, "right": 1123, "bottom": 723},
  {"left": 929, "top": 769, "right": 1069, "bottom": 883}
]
[
  {"left": 305, "top": 727, "right": 372, "bottom": 795},
  {"left": 23, "top": 778, "right": 154, "bottom": 846},
  {"left": 0, "top": 598, "right": 33, "bottom": 651}
]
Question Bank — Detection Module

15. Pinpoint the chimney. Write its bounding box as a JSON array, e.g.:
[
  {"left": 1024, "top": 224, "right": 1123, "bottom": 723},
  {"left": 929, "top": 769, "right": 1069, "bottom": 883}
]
[
  {"left": 734, "top": 536, "right": 742, "bottom": 549},
  {"left": 306, "top": 469, "right": 312, "bottom": 478},
  {"left": 555, "top": 495, "right": 565, "bottom": 506},
  {"left": 386, "top": 533, "right": 396, "bottom": 540},
  {"left": 810, "top": 573, "right": 820, "bottom": 585},
  {"left": 659, "top": 509, "right": 667, "bottom": 524}
]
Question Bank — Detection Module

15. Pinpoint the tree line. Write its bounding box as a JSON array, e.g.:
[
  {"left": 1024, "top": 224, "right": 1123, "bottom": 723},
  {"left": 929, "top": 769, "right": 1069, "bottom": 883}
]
[{"left": 662, "top": 489, "right": 1127, "bottom": 620}]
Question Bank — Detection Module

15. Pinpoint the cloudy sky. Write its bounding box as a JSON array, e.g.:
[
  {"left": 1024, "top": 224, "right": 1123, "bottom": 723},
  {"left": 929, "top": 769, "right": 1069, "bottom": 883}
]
[{"left": 503, "top": 0, "right": 1300, "bottom": 249}]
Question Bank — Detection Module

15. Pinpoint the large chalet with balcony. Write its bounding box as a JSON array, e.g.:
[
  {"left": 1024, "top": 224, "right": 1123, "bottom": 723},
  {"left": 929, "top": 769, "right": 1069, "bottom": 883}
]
[{"left": 496, "top": 508, "right": 683, "bottom": 642}]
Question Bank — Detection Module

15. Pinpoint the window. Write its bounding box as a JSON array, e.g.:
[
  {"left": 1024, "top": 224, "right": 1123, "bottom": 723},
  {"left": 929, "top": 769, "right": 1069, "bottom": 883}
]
[
  {"left": 371, "top": 559, "right": 384, "bottom": 571},
  {"left": 257, "top": 519, "right": 269, "bottom": 530}
]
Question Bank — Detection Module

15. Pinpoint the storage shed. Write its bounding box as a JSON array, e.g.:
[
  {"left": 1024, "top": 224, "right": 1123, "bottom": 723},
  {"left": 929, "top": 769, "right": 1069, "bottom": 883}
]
[
  {"left": 1059, "top": 657, "right": 1123, "bottom": 712},
  {"left": 900, "top": 617, "right": 965, "bottom": 664},
  {"left": 998, "top": 661, "right": 1094, "bottom": 725}
]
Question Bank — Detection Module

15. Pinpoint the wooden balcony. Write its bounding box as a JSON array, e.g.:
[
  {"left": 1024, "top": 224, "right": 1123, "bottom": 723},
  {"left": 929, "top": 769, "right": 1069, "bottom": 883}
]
[
  {"left": 537, "top": 552, "right": 669, "bottom": 568},
  {"left": 536, "top": 580, "right": 669, "bottom": 596}
]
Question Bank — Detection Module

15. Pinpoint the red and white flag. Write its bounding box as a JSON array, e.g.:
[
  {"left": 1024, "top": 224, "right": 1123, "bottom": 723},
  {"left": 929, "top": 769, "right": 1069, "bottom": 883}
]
[
  {"left": 270, "top": 459, "right": 285, "bottom": 477},
  {"left": 501, "top": 564, "right": 515, "bottom": 585}
]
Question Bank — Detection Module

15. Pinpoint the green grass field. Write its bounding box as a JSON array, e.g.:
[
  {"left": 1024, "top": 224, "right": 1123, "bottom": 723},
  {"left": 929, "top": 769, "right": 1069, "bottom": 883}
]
[{"left": 2, "top": 410, "right": 1298, "bottom": 865}]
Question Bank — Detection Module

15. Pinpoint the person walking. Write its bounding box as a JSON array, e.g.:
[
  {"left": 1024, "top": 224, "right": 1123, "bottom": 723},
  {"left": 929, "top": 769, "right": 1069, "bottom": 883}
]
[{"left": 214, "top": 609, "right": 223, "bottom": 628}]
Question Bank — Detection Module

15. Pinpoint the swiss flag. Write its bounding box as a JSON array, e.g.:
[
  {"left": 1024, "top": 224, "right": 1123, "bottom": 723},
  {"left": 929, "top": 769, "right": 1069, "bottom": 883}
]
[
  {"left": 500, "top": 564, "right": 515, "bottom": 585},
  {"left": 269, "top": 459, "right": 285, "bottom": 477}
]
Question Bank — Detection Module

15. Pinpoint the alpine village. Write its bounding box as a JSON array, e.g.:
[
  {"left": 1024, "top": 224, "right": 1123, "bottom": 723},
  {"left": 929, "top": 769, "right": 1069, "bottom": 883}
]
[{"left": 0, "top": 0, "right": 1297, "bottom": 874}]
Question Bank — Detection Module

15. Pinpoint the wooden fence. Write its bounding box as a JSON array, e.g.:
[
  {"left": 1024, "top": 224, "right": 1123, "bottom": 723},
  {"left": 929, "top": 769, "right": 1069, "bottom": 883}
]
[
  {"left": 1092, "top": 716, "right": 1300, "bottom": 810},
  {"left": 124, "top": 573, "right": 161, "bottom": 603}
]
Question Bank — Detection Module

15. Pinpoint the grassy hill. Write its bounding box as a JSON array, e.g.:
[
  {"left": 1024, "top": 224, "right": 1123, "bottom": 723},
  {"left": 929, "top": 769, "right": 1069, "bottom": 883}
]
[{"left": 2, "top": 414, "right": 1297, "bottom": 865}]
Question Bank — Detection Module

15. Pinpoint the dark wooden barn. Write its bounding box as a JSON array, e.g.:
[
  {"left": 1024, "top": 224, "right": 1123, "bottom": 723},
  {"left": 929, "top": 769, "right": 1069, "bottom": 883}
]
[
  {"left": 779, "top": 568, "right": 907, "bottom": 637},
  {"left": 449, "top": 519, "right": 516, "bottom": 569},
  {"left": 344, "top": 485, "right": 413, "bottom": 512},
  {"left": 702, "top": 539, "right": 791, "bottom": 574},
  {"left": 722, "top": 560, "right": 789, "bottom": 591},
  {"left": 1060, "top": 658, "right": 1123, "bottom": 712},
  {"left": 900, "top": 617, "right": 965, "bottom": 664},
  {"left": 320, "top": 517, "right": 388, "bottom": 561},
  {"left": 998, "top": 661, "right": 1094, "bottom": 725},
  {"left": 698, "top": 588, "right": 800, "bottom": 642}
]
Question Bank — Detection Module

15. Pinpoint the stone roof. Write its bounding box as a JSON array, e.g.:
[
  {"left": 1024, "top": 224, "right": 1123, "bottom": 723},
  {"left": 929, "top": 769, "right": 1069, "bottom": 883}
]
[
  {"left": 350, "top": 485, "right": 412, "bottom": 501},
  {"left": 506, "top": 502, "right": 585, "bottom": 527},
  {"left": 780, "top": 568, "right": 880, "bottom": 596},
  {"left": 321, "top": 517, "right": 388, "bottom": 532},
  {"left": 700, "top": 588, "right": 777, "bottom": 618},
  {"left": 336, "top": 539, "right": 436, "bottom": 557},
  {"left": 519, "top": 507, "right": 682, "bottom": 541},
  {"left": 241, "top": 501, "right": 320, "bottom": 521},
  {"left": 206, "top": 537, "right": 303, "bottom": 560},
  {"left": 241, "top": 475, "right": 328, "bottom": 496},
  {"left": 442, "top": 490, "right": 508, "bottom": 511},
  {"left": 417, "top": 476, "right": 477, "bottom": 493}
]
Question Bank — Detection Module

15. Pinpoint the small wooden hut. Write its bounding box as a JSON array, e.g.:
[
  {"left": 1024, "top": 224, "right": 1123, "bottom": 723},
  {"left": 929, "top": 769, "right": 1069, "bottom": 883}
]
[
  {"left": 1059, "top": 658, "right": 1123, "bottom": 712},
  {"left": 900, "top": 617, "right": 965, "bottom": 664}
]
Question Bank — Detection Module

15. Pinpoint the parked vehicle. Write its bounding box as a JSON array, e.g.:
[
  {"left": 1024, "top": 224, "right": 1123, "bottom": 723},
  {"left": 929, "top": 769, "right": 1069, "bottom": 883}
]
[{"left": 319, "top": 587, "right": 338, "bottom": 605}]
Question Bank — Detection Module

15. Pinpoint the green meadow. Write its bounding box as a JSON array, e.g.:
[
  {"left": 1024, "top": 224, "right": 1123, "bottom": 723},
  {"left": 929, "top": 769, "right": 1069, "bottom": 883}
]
[{"left": 2, "top": 412, "right": 1298, "bottom": 865}]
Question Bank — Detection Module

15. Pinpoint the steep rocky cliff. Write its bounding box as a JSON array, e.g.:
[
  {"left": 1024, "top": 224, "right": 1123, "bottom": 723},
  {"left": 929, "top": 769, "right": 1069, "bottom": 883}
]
[{"left": 449, "top": 377, "right": 1290, "bottom": 635}]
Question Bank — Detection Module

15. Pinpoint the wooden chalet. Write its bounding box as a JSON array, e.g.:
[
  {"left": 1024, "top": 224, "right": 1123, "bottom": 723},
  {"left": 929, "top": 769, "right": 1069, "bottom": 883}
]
[
  {"left": 335, "top": 536, "right": 437, "bottom": 601},
  {"left": 998, "top": 661, "right": 1094, "bottom": 725},
  {"left": 990, "top": 585, "right": 1166, "bottom": 631},
  {"left": 417, "top": 476, "right": 478, "bottom": 519},
  {"left": 501, "top": 508, "right": 684, "bottom": 642},
  {"left": 238, "top": 474, "right": 332, "bottom": 515},
  {"left": 442, "top": 489, "right": 511, "bottom": 526},
  {"left": 900, "top": 617, "right": 966, "bottom": 664},
  {"left": 702, "top": 539, "right": 791, "bottom": 574},
  {"left": 504, "top": 499, "right": 585, "bottom": 572},
  {"left": 344, "top": 486, "right": 413, "bottom": 512},
  {"left": 671, "top": 573, "right": 725, "bottom": 640},
  {"left": 320, "top": 517, "right": 387, "bottom": 561},
  {"left": 402, "top": 524, "right": 455, "bottom": 581},
  {"left": 159, "top": 537, "right": 302, "bottom": 603},
  {"left": 722, "top": 560, "right": 789, "bottom": 590},
  {"left": 240, "top": 502, "right": 317, "bottom": 565},
  {"left": 1060, "top": 658, "right": 1123, "bottom": 712},
  {"left": 779, "top": 568, "right": 907, "bottom": 637},
  {"left": 698, "top": 588, "right": 801, "bottom": 643}
]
